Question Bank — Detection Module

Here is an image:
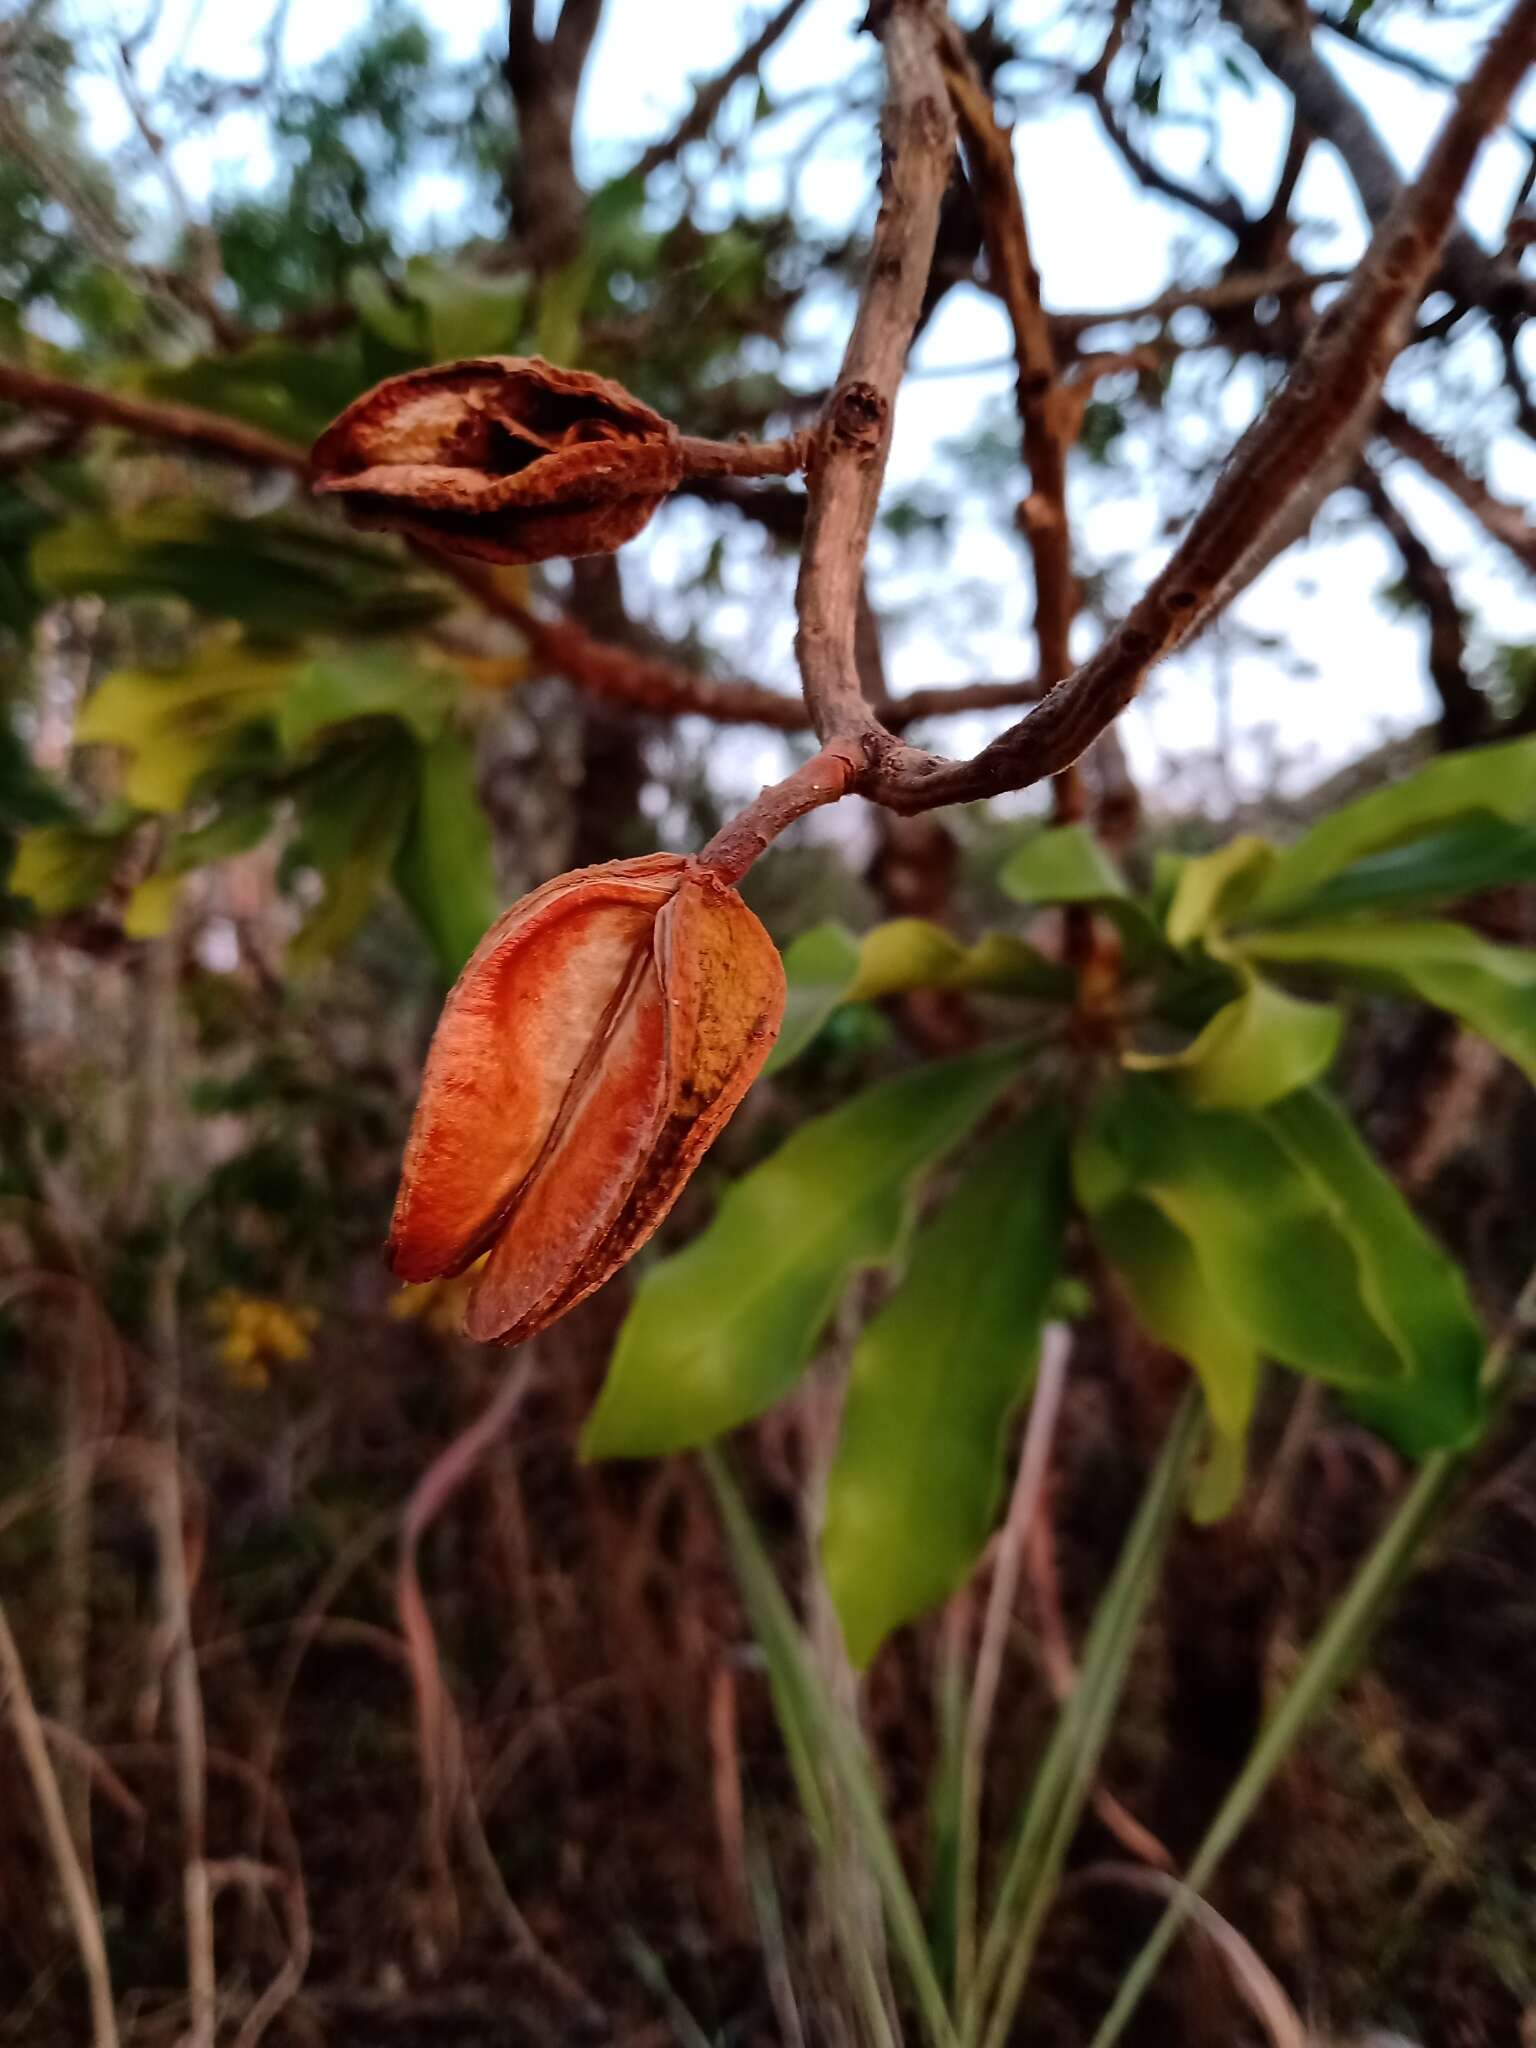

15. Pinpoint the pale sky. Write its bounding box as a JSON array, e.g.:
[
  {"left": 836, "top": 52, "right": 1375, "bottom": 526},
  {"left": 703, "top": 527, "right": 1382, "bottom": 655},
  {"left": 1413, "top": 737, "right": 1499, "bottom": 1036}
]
[{"left": 54, "top": 0, "right": 1536, "bottom": 821}]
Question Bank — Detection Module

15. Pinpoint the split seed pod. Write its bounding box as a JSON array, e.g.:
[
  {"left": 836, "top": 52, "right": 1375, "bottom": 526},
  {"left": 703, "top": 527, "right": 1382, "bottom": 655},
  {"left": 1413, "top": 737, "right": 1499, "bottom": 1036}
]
[
  {"left": 388, "top": 854, "right": 785, "bottom": 1346},
  {"left": 311, "top": 356, "right": 683, "bottom": 565}
]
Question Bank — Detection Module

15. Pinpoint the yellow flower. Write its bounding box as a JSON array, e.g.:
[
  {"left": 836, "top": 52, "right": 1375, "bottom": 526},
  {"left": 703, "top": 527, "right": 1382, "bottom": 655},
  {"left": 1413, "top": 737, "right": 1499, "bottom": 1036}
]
[{"left": 206, "top": 1291, "right": 318, "bottom": 1391}]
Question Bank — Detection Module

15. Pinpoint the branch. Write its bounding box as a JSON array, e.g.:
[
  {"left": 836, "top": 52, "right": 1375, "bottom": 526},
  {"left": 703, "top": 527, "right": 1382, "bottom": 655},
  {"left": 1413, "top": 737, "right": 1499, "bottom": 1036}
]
[
  {"left": 793, "top": 0, "right": 956, "bottom": 749},
  {"left": 0, "top": 359, "right": 310, "bottom": 476},
  {"left": 1375, "top": 401, "right": 1536, "bottom": 579},
  {"left": 1228, "top": 0, "right": 1534, "bottom": 319},
  {"left": 629, "top": 0, "right": 810, "bottom": 184},
  {"left": 850, "top": 0, "right": 1536, "bottom": 812},
  {"left": 1357, "top": 458, "right": 1489, "bottom": 749}
]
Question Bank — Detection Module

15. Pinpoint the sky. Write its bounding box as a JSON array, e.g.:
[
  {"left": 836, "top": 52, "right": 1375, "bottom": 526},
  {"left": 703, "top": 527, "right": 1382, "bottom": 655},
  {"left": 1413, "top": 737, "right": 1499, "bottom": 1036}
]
[{"left": 52, "top": 0, "right": 1536, "bottom": 820}]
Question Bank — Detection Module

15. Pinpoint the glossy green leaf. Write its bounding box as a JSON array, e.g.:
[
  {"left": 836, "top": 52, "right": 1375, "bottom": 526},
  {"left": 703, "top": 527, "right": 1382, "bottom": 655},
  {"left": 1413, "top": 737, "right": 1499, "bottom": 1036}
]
[
  {"left": 1077, "top": 1187, "right": 1259, "bottom": 1522},
  {"left": 392, "top": 728, "right": 499, "bottom": 979},
  {"left": 1265, "top": 814, "right": 1536, "bottom": 921},
  {"left": 999, "top": 823, "right": 1128, "bottom": 905},
  {"left": 1242, "top": 919, "right": 1536, "bottom": 1084},
  {"left": 1125, "top": 972, "right": 1342, "bottom": 1109},
  {"left": 766, "top": 917, "right": 1069, "bottom": 1076},
  {"left": 1078, "top": 1078, "right": 1482, "bottom": 1457},
  {"left": 1245, "top": 735, "right": 1536, "bottom": 925},
  {"left": 280, "top": 648, "right": 454, "bottom": 755},
  {"left": 34, "top": 504, "right": 448, "bottom": 638},
  {"left": 823, "top": 1106, "right": 1069, "bottom": 1665},
  {"left": 765, "top": 922, "right": 862, "bottom": 1074},
  {"left": 1164, "top": 835, "right": 1275, "bottom": 945},
  {"left": 582, "top": 1047, "right": 1026, "bottom": 1459},
  {"left": 75, "top": 641, "right": 295, "bottom": 811},
  {"left": 1263, "top": 1088, "right": 1484, "bottom": 1452},
  {"left": 286, "top": 727, "right": 419, "bottom": 969}
]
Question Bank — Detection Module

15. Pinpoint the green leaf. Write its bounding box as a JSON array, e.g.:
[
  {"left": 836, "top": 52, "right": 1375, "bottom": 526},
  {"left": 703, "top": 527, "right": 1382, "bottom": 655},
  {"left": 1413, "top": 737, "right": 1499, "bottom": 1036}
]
[
  {"left": 1164, "top": 835, "right": 1275, "bottom": 946},
  {"left": 8, "top": 815, "right": 129, "bottom": 913},
  {"left": 1077, "top": 1078, "right": 1482, "bottom": 1457},
  {"left": 999, "top": 823, "right": 1128, "bottom": 906},
  {"left": 34, "top": 504, "right": 447, "bottom": 638},
  {"left": 392, "top": 728, "right": 499, "bottom": 979},
  {"left": 280, "top": 648, "right": 454, "bottom": 756},
  {"left": 163, "top": 801, "right": 274, "bottom": 874},
  {"left": 765, "top": 918, "right": 1069, "bottom": 1076},
  {"left": 1125, "top": 972, "right": 1342, "bottom": 1109},
  {"left": 582, "top": 1047, "right": 1027, "bottom": 1459},
  {"left": 1266, "top": 815, "right": 1536, "bottom": 921},
  {"left": 75, "top": 641, "right": 295, "bottom": 811},
  {"left": 1262, "top": 1089, "right": 1483, "bottom": 1452},
  {"left": 1242, "top": 919, "right": 1536, "bottom": 1084},
  {"left": 286, "top": 726, "right": 420, "bottom": 969},
  {"left": 823, "top": 1106, "right": 1069, "bottom": 1665},
  {"left": 403, "top": 255, "right": 529, "bottom": 358},
  {"left": 1245, "top": 735, "right": 1536, "bottom": 925},
  {"left": 765, "top": 922, "right": 863, "bottom": 1074},
  {"left": 1078, "top": 1188, "right": 1259, "bottom": 1522},
  {"left": 122, "top": 870, "right": 180, "bottom": 938}
]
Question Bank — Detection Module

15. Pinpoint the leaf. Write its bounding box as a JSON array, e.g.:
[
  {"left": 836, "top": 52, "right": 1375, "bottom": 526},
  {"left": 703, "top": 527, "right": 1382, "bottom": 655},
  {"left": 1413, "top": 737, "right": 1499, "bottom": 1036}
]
[
  {"left": 582, "top": 1047, "right": 1026, "bottom": 1458},
  {"left": 164, "top": 801, "right": 274, "bottom": 874},
  {"left": 392, "top": 728, "right": 500, "bottom": 979},
  {"left": 1077, "top": 1187, "right": 1260, "bottom": 1522},
  {"left": 286, "top": 726, "right": 420, "bottom": 969},
  {"left": 280, "top": 648, "right": 454, "bottom": 755},
  {"left": 1125, "top": 972, "right": 1342, "bottom": 1109},
  {"left": 1164, "top": 836, "right": 1275, "bottom": 946},
  {"left": 403, "top": 255, "right": 529, "bottom": 358},
  {"left": 1244, "top": 735, "right": 1536, "bottom": 925},
  {"left": 1000, "top": 823, "right": 1128, "bottom": 905},
  {"left": 765, "top": 922, "right": 862, "bottom": 1074},
  {"left": 122, "top": 871, "right": 180, "bottom": 938},
  {"left": 765, "top": 917, "right": 1069, "bottom": 1076},
  {"left": 823, "top": 1106, "right": 1069, "bottom": 1665},
  {"left": 1242, "top": 920, "right": 1536, "bottom": 1084},
  {"left": 7, "top": 817, "right": 128, "bottom": 913},
  {"left": 1263, "top": 815, "right": 1536, "bottom": 921},
  {"left": 34, "top": 504, "right": 448, "bottom": 637},
  {"left": 75, "top": 640, "right": 295, "bottom": 812},
  {"left": 1077, "top": 1078, "right": 1483, "bottom": 1457}
]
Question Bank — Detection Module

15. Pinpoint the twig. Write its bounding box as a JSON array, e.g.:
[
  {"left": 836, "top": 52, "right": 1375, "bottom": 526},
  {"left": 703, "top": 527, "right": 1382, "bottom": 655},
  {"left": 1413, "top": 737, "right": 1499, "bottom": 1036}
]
[
  {"left": 793, "top": 0, "right": 956, "bottom": 750},
  {"left": 955, "top": 1323, "right": 1070, "bottom": 2005},
  {"left": 695, "top": 740, "right": 863, "bottom": 884},
  {"left": 848, "top": 0, "right": 1536, "bottom": 812},
  {"left": 629, "top": 0, "right": 811, "bottom": 184},
  {"left": 0, "top": 1597, "right": 120, "bottom": 2048},
  {"left": 0, "top": 358, "right": 309, "bottom": 475},
  {"left": 1375, "top": 400, "right": 1536, "bottom": 578},
  {"left": 1357, "top": 457, "right": 1488, "bottom": 747}
]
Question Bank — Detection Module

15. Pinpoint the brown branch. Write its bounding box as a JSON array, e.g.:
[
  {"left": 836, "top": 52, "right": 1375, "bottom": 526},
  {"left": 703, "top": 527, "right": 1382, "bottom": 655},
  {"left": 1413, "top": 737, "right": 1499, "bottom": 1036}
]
[
  {"left": 1375, "top": 401, "right": 1536, "bottom": 579},
  {"left": 1357, "top": 458, "right": 1489, "bottom": 749},
  {"left": 629, "top": 0, "right": 810, "bottom": 185},
  {"left": 1227, "top": 0, "right": 1534, "bottom": 320},
  {"left": 0, "top": 358, "right": 310, "bottom": 476},
  {"left": 793, "top": 0, "right": 956, "bottom": 750},
  {"left": 696, "top": 740, "right": 863, "bottom": 885},
  {"left": 846, "top": 0, "right": 1536, "bottom": 814},
  {"left": 1049, "top": 265, "right": 1351, "bottom": 346}
]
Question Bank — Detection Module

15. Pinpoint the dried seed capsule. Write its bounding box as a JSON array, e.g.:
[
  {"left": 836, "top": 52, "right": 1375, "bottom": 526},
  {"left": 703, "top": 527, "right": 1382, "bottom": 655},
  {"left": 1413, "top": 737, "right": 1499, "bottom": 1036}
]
[
  {"left": 388, "top": 855, "right": 784, "bottom": 1346},
  {"left": 311, "top": 356, "right": 683, "bottom": 565}
]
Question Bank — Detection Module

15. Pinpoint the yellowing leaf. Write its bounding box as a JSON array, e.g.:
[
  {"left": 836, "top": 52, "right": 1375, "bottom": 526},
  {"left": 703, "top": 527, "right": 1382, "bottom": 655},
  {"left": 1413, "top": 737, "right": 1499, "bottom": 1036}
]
[{"left": 75, "top": 640, "right": 294, "bottom": 812}]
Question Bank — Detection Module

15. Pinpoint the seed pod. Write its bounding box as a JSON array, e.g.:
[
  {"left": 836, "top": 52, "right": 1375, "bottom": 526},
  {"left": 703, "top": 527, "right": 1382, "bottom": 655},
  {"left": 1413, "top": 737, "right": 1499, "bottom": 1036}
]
[
  {"left": 388, "top": 854, "right": 785, "bottom": 1346},
  {"left": 311, "top": 356, "right": 683, "bottom": 565}
]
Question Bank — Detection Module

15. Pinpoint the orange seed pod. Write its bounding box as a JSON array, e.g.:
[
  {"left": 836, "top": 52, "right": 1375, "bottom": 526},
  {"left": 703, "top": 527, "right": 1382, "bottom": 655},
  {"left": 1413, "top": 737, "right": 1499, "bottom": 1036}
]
[{"left": 388, "top": 854, "right": 784, "bottom": 1346}]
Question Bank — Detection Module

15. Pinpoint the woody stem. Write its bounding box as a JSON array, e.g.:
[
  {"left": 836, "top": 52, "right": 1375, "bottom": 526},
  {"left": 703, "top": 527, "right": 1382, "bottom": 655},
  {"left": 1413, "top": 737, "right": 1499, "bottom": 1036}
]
[{"left": 695, "top": 741, "right": 864, "bottom": 887}]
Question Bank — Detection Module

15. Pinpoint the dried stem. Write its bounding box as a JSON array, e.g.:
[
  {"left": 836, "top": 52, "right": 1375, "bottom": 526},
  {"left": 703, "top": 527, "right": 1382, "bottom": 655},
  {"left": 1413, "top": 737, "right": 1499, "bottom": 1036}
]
[
  {"left": 0, "top": 1597, "right": 120, "bottom": 2048},
  {"left": 695, "top": 740, "right": 864, "bottom": 885}
]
